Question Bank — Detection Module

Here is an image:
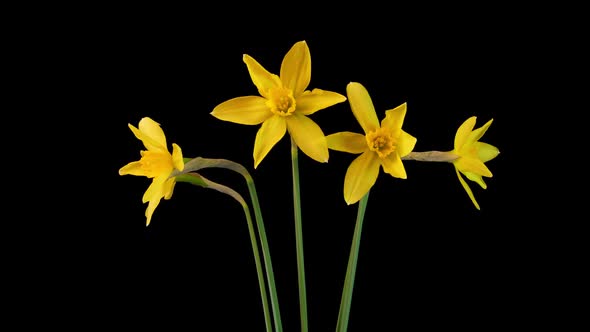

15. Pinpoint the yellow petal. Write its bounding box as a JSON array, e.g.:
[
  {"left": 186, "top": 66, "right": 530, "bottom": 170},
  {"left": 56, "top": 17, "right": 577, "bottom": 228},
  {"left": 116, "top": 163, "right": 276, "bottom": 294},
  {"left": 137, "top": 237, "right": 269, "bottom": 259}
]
[
  {"left": 211, "top": 96, "right": 273, "bottom": 125},
  {"left": 467, "top": 118, "right": 493, "bottom": 145},
  {"left": 139, "top": 117, "right": 168, "bottom": 151},
  {"left": 454, "top": 116, "right": 476, "bottom": 150},
  {"left": 475, "top": 142, "right": 500, "bottom": 162},
  {"left": 142, "top": 175, "right": 167, "bottom": 204},
  {"left": 296, "top": 89, "right": 347, "bottom": 115},
  {"left": 243, "top": 54, "right": 282, "bottom": 98},
  {"left": 396, "top": 130, "right": 417, "bottom": 157},
  {"left": 346, "top": 82, "right": 379, "bottom": 134},
  {"left": 326, "top": 132, "right": 367, "bottom": 154},
  {"left": 129, "top": 123, "right": 166, "bottom": 152},
  {"left": 455, "top": 167, "right": 480, "bottom": 210},
  {"left": 381, "top": 152, "right": 407, "bottom": 179},
  {"left": 286, "top": 113, "right": 328, "bottom": 163},
  {"left": 163, "top": 178, "right": 176, "bottom": 200},
  {"left": 172, "top": 143, "right": 184, "bottom": 171},
  {"left": 119, "top": 160, "right": 147, "bottom": 176},
  {"left": 280, "top": 41, "right": 311, "bottom": 97},
  {"left": 463, "top": 171, "right": 487, "bottom": 189},
  {"left": 381, "top": 103, "right": 407, "bottom": 134},
  {"left": 145, "top": 195, "right": 162, "bottom": 226},
  {"left": 344, "top": 151, "right": 380, "bottom": 205},
  {"left": 253, "top": 115, "right": 287, "bottom": 168},
  {"left": 454, "top": 157, "right": 493, "bottom": 177}
]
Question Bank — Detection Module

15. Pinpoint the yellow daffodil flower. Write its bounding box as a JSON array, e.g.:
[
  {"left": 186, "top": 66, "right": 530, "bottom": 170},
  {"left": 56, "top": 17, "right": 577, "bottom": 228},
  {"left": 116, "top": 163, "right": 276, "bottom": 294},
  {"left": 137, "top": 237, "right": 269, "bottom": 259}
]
[
  {"left": 119, "top": 117, "right": 185, "bottom": 226},
  {"left": 327, "top": 82, "right": 417, "bottom": 205},
  {"left": 451, "top": 116, "right": 499, "bottom": 210},
  {"left": 211, "top": 41, "right": 347, "bottom": 168}
]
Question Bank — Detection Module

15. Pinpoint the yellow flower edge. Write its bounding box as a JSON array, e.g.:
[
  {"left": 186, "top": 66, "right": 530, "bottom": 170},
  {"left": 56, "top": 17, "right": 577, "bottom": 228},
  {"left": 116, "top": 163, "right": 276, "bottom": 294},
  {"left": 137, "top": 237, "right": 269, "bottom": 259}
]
[
  {"left": 119, "top": 117, "right": 184, "bottom": 226},
  {"left": 451, "top": 116, "right": 500, "bottom": 210},
  {"left": 210, "top": 41, "right": 347, "bottom": 168},
  {"left": 327, "top": 82, "right": 417, "bottom": 205}
]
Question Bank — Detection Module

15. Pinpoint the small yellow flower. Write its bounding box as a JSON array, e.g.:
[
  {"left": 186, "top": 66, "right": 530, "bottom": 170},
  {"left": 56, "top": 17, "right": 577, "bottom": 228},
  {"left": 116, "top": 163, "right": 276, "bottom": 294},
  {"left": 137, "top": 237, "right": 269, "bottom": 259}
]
[
  {"left": 327, "top": 82, "right": 417, "bottom": 205},
  {"left": 211, "top": 41, "right": 347, "bottom": 168},
  {"left": 452, "top": 116, "right": 499, "bottom": 210},
  {"left": 119, "top": 117, "right": 185, "bottom": 226}
]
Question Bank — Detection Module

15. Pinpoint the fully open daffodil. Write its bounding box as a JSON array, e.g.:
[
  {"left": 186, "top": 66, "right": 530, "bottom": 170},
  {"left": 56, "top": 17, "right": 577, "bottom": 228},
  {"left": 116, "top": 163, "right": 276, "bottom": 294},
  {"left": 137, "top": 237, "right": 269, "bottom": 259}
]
[
  {"left": 327, "top": 82, "right": 417, "bottom": 205},
  {"left": 452, "top": 116, "right": 499, "bottom": 210},
  {"left": 211, "top": 41, "right": 347, "bottom": 168},
  {"left": 119, "top": 117, "right": 185, "bottom": 226}
]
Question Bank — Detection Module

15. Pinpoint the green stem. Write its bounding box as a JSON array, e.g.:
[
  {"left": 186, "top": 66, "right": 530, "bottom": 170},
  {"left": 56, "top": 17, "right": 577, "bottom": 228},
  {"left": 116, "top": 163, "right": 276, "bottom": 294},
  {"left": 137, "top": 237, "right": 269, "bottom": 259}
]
[
  {"left": 244, "top": 172, "right": 283, "bottom": 332},
  {"left": 336, "top": 191, "right": 370, "bottom": 332},
  {"left": 176, "top": 159, "right": 283, "bottom": 332},
  {"left": 291, "top": 138, "right": 308, "bottom": 332},
  {"left": 176, "top": 173, "right": 272, "bottom": 332}
]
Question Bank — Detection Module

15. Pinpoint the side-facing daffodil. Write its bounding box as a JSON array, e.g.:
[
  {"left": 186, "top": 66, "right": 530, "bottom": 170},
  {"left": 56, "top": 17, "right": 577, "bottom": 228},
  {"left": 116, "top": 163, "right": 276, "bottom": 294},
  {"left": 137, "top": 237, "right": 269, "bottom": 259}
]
[
  {"left": 119, "top": 117, "right": 184, "bottom": 226},
  {"left": 211, "top": 40, "right": 347, "bottom": 168},
  {"left": 327, "top": 82, "right": 417, "bottom": 205},
  {"left": 451, "top": 116, "right": 499, "bottom": 210}
]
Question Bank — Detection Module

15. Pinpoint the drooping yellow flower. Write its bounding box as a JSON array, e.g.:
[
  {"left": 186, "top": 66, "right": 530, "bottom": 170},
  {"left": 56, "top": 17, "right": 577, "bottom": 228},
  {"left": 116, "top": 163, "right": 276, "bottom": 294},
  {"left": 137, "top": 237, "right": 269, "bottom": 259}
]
[
  {"left": 327, "top": 82, "right": 417, "bottom": 205},
  {"left": 211, "top": 41, "right": 347, "bottom": 168},
  {"left": 451, "top": 116, "right": 499, "bottom": 210},
  {"left": 119, "top": 117, "right": 185, "bottom": 226}
]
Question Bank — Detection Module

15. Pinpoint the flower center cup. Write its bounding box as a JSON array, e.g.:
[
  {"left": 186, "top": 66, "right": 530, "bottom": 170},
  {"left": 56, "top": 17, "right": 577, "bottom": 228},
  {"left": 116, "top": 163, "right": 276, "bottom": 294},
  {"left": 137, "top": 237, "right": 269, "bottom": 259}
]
[
  {"left": 267, "top": 87, "right": 296, "bottom": 116},
  {"left": 366, "top": 128, "right": 396, "bottom": 158},
  {"left": 140, "top": 150, "right": 173, "bottom": 177}
]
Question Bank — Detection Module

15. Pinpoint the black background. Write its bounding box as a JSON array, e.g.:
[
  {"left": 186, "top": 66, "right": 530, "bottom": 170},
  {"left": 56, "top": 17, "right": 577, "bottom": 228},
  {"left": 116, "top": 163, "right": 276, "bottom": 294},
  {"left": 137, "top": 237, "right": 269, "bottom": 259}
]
[
  {"left": 115, "top": 14, "right": 515, "bottom": 332},
  {"left": 20, "top": 5, "right": 567, "bottom": 331}
]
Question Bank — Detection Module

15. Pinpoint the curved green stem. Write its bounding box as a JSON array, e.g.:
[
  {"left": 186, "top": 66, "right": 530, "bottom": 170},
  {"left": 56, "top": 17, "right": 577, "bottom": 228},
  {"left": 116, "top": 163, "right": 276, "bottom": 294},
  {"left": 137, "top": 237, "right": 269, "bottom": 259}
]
[
  {"left": 336, "top": 191, "right": 370, "bottom": 332},
  {"left": 244, "top": 171, "right": 283, "bottom": 332},
  {"left": 176, "top": 159, "right": 283, "bottom": 332},
  {"left": 291, "top": 138, "right": 308, "bottom": 332},
  {"left": 176, "top": 173, "right": 272, "bottom": 332}
]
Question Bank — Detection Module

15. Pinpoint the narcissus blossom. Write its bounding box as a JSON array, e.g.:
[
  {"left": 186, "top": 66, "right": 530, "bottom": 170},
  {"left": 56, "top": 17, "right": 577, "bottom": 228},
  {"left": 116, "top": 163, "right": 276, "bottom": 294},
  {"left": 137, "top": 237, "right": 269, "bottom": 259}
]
[
  {"left": 119, "top": 117, "right": 184, "bottom": 226},
  {"left": 452, "top": 116, "right": 499, "bottom": 210},
  {"left": 211, "top": 41, "right": 346, "bottom": 168},
  {"left": 327, "top": 82, "right": 417, "bottom": 204}
]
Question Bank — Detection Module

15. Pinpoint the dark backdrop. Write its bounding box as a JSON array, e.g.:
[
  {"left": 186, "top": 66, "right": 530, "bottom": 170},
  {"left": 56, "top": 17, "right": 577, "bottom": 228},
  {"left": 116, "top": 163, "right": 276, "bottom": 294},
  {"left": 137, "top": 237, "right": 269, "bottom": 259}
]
[{"left": 58, "top": 7, "right": 543, "bottom": 331}]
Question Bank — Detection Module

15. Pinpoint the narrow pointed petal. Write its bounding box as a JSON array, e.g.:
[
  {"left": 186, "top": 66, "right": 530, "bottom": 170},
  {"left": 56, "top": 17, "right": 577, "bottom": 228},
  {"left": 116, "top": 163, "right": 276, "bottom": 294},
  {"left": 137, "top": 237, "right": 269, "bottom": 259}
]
[
  {"left": 455, "top": 168, "right": 480, "bottom": 210},
  {"left": 211, "top": 96, "right": 273, "bottom": 125},
  {"left": 381, "top": 103, "right": 407, "bottom": 133},
  {"left": 253, "top": 115, "right": 287, "bottom": 168},
  {"left": 296, "top": 89, "right": 347, "bottom": 115},
  {"left": 475, "top": 142, "right": 500, "bottom": 162},
  {"left": 467, "top": 118, "right": 493, "bottom": 145},
  {"left": 326, "top": 131, "right": 367, "bottom": 154},
  {"left": 163, "top": 178, "right": 177, "bottom": 200},
  {"left": 347, "top": 82, "right": 379, "bottom": 134},
  {"left": 464, "top": 171, "right": 487, "bottom": 189},
  {"left": 454, "top": 116, "right": 476, "bottom": 150},
  {"left": 129, "top": 123, "right": 166, "bottom": 152},
  {"left": 287, "top": 113, "right": 329, "bottom": 163},
  {"left": 280, "top": 41, "right": 311, "bottom": 97},
  {"left": 396, "top": 130, "right": 417, "bottom": 157},
  {"left": 142, "top": 175, "right": 167, "bottom": 203},
  {"left": 171, "top": 143, "right": 184, "bottom": 171},
  {"left": 454, "top": 157, "right": 493, "bottom": 177},
  {"left": 243, "top": 54, "right": 282, "bottom": 98},
  {"left": 381, "top": 153, "right": 407, "bottom": 179},
  {"left": 119, "top": 160, "right": 147, "bottom": 176},
  {"left": 145, "top": 196, "right": 162, "bottom": 226},
  {"left": 344, "top": 151, "right": 380, "bottom": 205},
  {"left": 139, "top": 117, "right": 168, "bottom": 150}
]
